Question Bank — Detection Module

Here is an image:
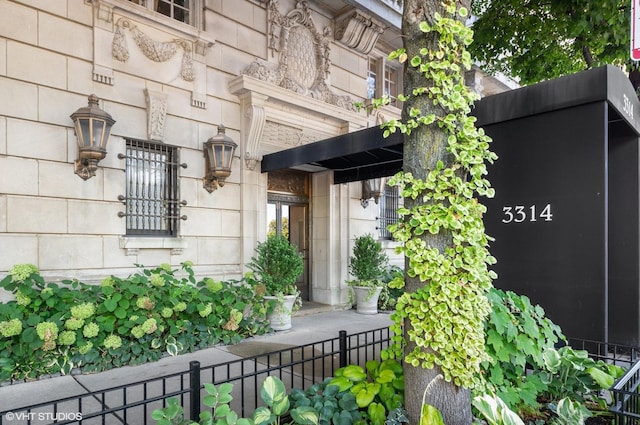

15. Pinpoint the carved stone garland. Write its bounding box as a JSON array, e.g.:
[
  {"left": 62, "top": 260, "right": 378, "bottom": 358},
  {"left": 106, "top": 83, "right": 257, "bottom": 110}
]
[
  {"left": 242, "top": 0, "right": 355, "bottom": 112},
  {"left": 112, "top": 18, "right": 194, "bottom": 82}
]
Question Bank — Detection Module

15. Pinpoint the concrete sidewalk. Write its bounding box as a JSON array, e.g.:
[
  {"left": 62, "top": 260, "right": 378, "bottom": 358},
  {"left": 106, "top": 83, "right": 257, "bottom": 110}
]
[{"left": 0, "top": 309, "right": 393, "bottom": 425}]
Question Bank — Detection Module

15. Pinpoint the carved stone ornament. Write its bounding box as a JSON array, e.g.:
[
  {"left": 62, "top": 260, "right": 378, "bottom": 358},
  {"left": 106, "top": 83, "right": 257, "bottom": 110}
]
[
  {"left": 144, "top": 89, "right": 168, "bottom": 141},
  {"left": 112, "top": 18, "right": 194, "bottom": 82},
  {"left": 334, "top": 10, "right": 384, "bottom": 55},
  {"left": 242, "top": 0, "right": 355, "bottom": 112}
]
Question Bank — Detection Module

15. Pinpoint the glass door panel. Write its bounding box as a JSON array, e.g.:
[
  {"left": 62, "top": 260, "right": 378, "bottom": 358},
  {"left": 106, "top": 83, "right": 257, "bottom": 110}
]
[{"left": 266, "top": 199, "right": 309, "bottom": 300}]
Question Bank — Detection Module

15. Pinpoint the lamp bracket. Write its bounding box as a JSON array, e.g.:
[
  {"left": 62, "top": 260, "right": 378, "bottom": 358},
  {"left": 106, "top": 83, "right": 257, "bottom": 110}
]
[
  {"left": 203, "top": 176, "right": 220, "bottom": 193},
  {"left": 75, "top": 158, "right": 99, "bottom": 180}
]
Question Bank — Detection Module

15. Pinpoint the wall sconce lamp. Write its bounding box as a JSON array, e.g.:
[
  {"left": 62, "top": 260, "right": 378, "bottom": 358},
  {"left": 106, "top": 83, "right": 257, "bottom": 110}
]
[
  {"left": 203, "top": 125, "right": 238, "bottom": 193},
  {"left": 70, "top": 94, "right": 116, "bottom": 180},
  {"left": 360, "top": 177, "right": 385, "bottom": 208}
]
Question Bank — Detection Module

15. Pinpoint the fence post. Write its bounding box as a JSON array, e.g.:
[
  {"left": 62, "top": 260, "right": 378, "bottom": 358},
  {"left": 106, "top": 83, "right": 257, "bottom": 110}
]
[
  {"left": 189, "top": 360, "right": 201, "bottom": 421},
  {"left": 339, "top": 330, "right": 347, "bottom": 368}
]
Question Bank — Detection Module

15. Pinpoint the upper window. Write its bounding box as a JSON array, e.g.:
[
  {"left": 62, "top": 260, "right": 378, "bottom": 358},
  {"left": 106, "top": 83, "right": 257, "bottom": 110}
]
[
  {"left": 368, "top": 56, "right": 402, "bottom": 109},
  {"left": 378, "top": 184, "right": 400, "bottom": 240},
  {"left": 128, "top": 0, "right": 192, "bottom": 25},
  {"left": 123, "top": 139, "right": 182, "bottom": 236}
]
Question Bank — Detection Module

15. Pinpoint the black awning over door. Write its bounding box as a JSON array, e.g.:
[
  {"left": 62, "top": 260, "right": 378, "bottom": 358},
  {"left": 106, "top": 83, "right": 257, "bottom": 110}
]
[{"left": 260, "top": 126, "right": 404, "bottom": 183}]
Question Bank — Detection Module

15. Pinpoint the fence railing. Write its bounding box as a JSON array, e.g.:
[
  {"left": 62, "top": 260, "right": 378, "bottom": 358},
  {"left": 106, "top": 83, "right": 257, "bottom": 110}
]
[
  {"left": 568, "top": 338, "right": 640, "bottom": 424},
  {"left": 0, "top": 327, "right": 391, "bottom": 425},
  {"left": 4, "top": 331, "right": 640, "bottom": 424}
]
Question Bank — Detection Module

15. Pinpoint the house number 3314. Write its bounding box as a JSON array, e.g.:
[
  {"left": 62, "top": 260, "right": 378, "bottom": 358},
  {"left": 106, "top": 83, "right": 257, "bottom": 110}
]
[{"left": 502, "top": 204, "right": 553, "bottom": 224}]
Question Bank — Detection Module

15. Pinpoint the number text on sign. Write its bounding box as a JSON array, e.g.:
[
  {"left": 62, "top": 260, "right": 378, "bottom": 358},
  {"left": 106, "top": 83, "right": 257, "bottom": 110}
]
[{"left": 502, "top": 204, "right": 553, "bottom": 224}]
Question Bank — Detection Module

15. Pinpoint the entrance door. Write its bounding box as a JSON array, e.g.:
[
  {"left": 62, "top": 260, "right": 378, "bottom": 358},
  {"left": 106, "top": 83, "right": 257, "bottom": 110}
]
[{"left": 267, "top": 171, "right": 310, "bottom": 300}]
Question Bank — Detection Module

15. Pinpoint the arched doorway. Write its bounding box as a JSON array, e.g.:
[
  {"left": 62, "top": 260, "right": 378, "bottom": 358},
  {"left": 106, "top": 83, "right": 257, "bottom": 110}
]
[{"left": 267, "top": 170, "right": 310, "bottom": 300}]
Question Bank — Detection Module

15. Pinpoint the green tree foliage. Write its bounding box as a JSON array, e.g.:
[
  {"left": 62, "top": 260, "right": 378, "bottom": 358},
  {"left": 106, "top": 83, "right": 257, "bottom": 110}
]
[
  {"left": 469, "top": 0, "right": 631, "bottom": 85},
  {"left": 267, "top": 217, "right": 289, "bottom": 239}
]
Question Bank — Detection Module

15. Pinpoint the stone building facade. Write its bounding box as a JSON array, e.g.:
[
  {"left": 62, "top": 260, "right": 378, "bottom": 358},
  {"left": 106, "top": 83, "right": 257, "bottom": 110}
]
[{"left": 0, "top": 0, "right": 513, "bottom": 305}]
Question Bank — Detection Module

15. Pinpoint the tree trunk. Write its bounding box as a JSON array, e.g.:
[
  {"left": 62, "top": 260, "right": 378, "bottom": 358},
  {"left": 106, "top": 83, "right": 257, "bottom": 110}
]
[{"left": 401, "top": 0, "right": 473, "bottom": 424}]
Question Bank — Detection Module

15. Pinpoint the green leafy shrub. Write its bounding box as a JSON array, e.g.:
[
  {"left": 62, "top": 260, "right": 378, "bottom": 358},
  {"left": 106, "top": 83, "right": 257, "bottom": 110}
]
[
  {"left": 327, "top": 359, "right": 404, "bottom": 425},
  {"left": 152, "top": 376, "right": 318, "bottom": 425},
  {"left": 347, "top": 234, "right": 388, "bottom": 286},
  {"left": 478, "top": 287, "right": 624, "bottom": 421},
  {"left": 377, "top": 265, "right": 403, "bottom": 311},
  {"left": 0, "top": 262, "right": 270, "bottom": 382},
  {"left": 289, "top": 379, "right": 362, "bottom": 425},
  {"left": 246, "top": 235, "right": 304, "bottom": 298},
  {"left": 153, "top": 361, "right": 405, "bottom": 425},
  {"left": 480, "top": 288, "right": 564, "bottom": 408}
]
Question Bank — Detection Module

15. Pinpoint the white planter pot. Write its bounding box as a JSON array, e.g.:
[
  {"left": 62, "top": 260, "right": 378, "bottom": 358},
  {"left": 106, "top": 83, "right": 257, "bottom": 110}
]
[
  {"left": 353, "top": 286, "right": 382, "bottom": 315},
  {"left": 264, "top": 295, "right": 297, "bottom": 331}
]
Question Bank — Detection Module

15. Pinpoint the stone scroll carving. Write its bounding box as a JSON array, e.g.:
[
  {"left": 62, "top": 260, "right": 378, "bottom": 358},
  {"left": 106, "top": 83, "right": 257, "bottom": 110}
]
[
  {"left": 243, "top": 103, "right": 267, "bottom": 170},
  {"left": 242, "top": 0, "right": 355, "bottom": 112},
  {"left": 334, "top": 10, "right": 384, "bottom": 55},
  {"left": 112, "top": 18, "right": 194, "bottom": 82}
]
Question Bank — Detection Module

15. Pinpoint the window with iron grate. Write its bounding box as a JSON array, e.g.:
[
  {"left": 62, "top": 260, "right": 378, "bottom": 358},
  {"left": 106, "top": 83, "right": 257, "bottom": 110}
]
[
  {"left": 123, "top": 139, "right": 182, "bottom": 236},
  {"left": 378, "top": 184, "right": 399, "bottom": 240}
]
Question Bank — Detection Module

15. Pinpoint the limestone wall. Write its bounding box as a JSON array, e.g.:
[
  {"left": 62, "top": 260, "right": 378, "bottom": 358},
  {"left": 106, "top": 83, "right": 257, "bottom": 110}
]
[{"left": 0, "top": 0, "right": 403, "bottom": 306}]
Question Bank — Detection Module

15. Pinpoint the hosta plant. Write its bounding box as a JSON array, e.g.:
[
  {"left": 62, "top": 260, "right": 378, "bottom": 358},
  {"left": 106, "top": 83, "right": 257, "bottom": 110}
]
[
  {"left": 152, "top": 376, "right": 318, "bottom": 425},
  {"left": 327, "top": 359, "right": 404, "bottom": 425}
]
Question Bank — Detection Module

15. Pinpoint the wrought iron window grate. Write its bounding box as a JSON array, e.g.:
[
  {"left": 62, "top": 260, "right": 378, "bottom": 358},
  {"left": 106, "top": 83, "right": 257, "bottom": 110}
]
[
  {"left": 121, "top": 139, "right": 182, "bottom": 236},
  {"left": 378, "top": 184, "right": 399, "bottom": 240}
]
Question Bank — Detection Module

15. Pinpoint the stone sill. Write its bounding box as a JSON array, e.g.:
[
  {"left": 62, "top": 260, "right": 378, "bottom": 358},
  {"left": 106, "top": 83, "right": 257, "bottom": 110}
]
[{"left": 119, "top": 236, "right": 188, "bottom": 255}]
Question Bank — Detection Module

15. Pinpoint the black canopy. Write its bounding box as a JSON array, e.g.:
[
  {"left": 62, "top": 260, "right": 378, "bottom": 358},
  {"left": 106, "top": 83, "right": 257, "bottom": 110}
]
[{"left": 261, "top": 125, "right": 403, "bottom": 183}]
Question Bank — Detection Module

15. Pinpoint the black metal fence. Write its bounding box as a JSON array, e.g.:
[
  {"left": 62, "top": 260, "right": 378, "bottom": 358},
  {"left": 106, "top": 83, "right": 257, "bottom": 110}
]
[
  {"left": 568, "top": 338, "right": 640, "bottom": 424},
  {"left": 612, "top": 359, "right": 640, "bottom": 424},
  {"left": 5, "top": 331, "right": 640, "bottom": 424},
  {"left": 0, "top": 327, "right": 391, "bottom": 425}
]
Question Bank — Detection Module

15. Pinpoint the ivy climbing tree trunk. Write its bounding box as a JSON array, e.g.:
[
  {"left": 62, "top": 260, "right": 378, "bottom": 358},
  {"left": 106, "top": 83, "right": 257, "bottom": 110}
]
[
  {"left": 384, "top": 1, "right": 497, "bottom": 424},
  {"left": 402, "top": 1, "right": 471, "bottom": 423}
]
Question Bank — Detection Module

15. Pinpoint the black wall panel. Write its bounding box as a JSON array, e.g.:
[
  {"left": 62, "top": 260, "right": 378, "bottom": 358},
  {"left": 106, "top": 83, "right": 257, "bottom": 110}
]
[{"left": 482, "top": 103, "right": 607, "bottom": 342}]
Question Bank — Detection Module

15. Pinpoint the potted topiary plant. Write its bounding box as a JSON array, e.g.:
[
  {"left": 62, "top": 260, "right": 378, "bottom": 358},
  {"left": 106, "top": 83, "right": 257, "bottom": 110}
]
[
  {"left": 347, "top": 234, "right": 388, "bottom": 314},
  {"left": 246, "top": 234, "right": 304, "bottom": 330}
]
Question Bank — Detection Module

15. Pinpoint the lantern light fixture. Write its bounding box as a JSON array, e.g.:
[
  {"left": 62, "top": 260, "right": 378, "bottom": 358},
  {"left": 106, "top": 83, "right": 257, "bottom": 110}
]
[
  {"left": 360, "top": 177, "right": 385, "bottom": 208},
  {"left": 70, "top": 94, "right": 115, "bottom": 180},
  {"left": 203, "top": 124, "right": 238, "bottom": 193}
]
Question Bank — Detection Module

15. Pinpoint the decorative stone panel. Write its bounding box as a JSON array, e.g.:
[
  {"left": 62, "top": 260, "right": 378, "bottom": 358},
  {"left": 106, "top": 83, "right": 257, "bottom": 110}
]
[
  {"left": 112, "top": 18, "right": 194, "bottom": 82},
  {"left": 230, "top": 1, "right": 369, "bottom": 170},
  {"left": 242, "top": 0, "right": 355, "bottom": 111},
  {"left": 88, "top": 0, "right": 214, "bottom": 109},
  {"left": 262, "top": 121, "right": 329, "bottom": 149}
]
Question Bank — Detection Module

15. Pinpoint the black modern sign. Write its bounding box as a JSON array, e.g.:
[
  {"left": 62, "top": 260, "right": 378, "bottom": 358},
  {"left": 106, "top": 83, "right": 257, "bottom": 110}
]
[{"left": 475, "top": 65, "right": 640, "bottom": 346}]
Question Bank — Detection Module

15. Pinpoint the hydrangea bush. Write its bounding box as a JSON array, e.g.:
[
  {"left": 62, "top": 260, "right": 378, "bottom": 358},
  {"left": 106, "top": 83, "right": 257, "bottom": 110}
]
[{"left": 0, "top": 262, "right": 270, "bottom": 382}]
